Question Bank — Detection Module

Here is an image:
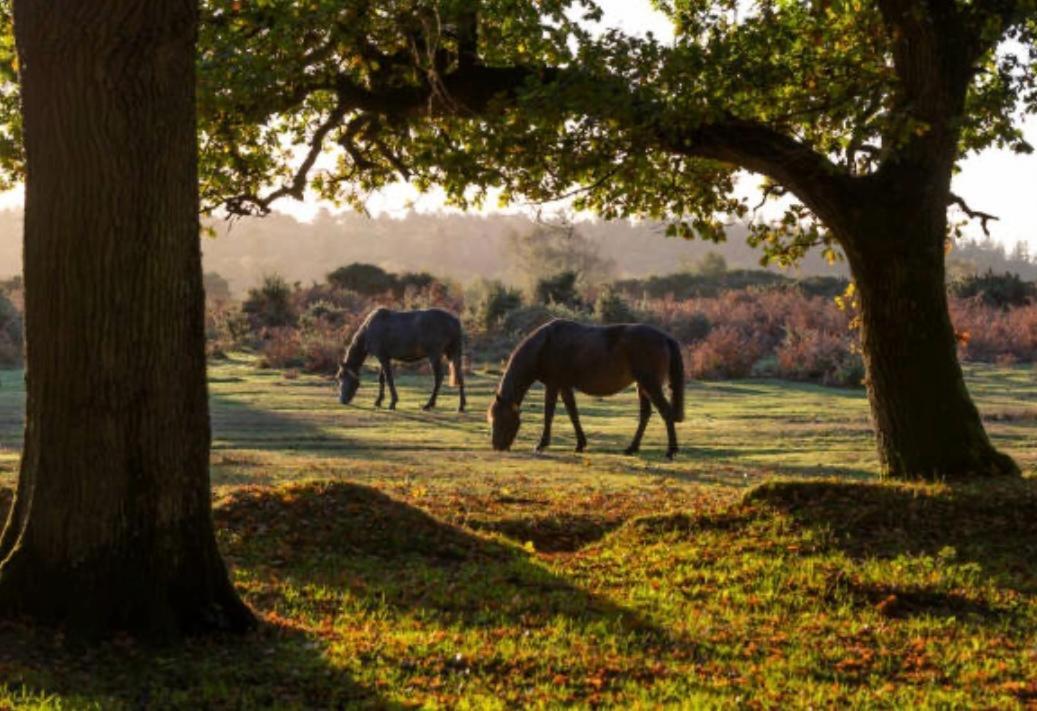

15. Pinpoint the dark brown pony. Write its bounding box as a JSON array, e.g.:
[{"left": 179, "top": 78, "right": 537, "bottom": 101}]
[
  {"left": 488, "top": 319, "right": 685, "bottom": 458},
  {"left": 337, "top": 307, "right": 466, "bottom": 411}
]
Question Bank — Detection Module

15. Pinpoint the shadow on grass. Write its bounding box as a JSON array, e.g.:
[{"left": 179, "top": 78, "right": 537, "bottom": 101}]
[
  {"left": 215, "top": 481, "right": 669, "bottom": 638},
  {"left": 744, "top": 478, "right": 1037, "bottom": 593},
  {"left": 0, "top": 488, "right": 390, "bottom": 709},
  {"left": 209, "top": 393, "right": 360, "bottom": 453}
]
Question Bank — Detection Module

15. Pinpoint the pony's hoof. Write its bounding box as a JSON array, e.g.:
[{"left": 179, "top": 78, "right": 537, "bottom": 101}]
[
  {"left": 623, "top": 446, "right": 639, "bottom": 456},
  {"left": 422, "top": 404, "right": 435, "bottom": 411},
  {"left": 388, "top": 402, "right": 397, "bottom": 411},
  {"left": 374, "top": 401, "right": 383, "bottom": 408},
  {"left": 574, "top": 444, "right": 586, "bottom": 453},
  {"left": 457, "top": 406, "right": 466, "bottom": 413},
  {"left": 535, "top": 443, "right": 549, "bottom": 454},
  {"left": 666, "top": 450, "right": 678, "bottom": 461}
]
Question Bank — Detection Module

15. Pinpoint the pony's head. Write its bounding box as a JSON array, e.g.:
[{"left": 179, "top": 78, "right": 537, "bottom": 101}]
[
  {"left": 488, "top": 393, "right": 521, "bottom": 451},
  {"left": 336, "top": 362, "right": 360, "bottom": 405}
]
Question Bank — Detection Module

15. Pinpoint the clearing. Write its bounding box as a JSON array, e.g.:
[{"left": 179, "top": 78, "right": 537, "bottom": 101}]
[{"left": 0, "top": 356, "right": 1034, "bottom": 708}]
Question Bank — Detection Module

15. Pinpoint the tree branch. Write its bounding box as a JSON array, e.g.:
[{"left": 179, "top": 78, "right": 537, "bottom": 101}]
[{"left": 949, "top": 192, "right": 1000, "bottom": 236}]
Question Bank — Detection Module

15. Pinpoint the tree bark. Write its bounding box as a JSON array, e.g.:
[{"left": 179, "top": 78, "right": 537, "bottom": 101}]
[
  {"left": 843, "top": 181, "right": 1019, "bottom": 481},
  {"left": 0, "top": 0, "right": 255, "bottom": 639}
]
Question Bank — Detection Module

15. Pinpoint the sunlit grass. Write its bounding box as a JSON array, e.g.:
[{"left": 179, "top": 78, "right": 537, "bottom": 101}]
[{"left": 0, "top": 356, "right": 1035, "bottom": 708}]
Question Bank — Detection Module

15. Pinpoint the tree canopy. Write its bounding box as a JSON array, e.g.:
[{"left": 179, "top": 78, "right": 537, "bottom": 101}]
[
  {"left": 193, "top": 2, "right": 1031, "bottom": 261},
  {"left": 0, "top": 1, "right": 1033, "bottom": 259}
]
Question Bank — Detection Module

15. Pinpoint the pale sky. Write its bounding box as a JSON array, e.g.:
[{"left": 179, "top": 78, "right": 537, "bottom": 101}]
[{"left": 0, "top": 1, "right": 1033, "bottom": 250}]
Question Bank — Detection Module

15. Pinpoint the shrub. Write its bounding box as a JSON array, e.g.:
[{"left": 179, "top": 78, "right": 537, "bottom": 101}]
[
  {"left": 243, "top": 274, "right": 296, "bottom": 329},
  {"left": 501, "top": 304, "right": 556, "bottom": 336},
  {"left": 327, "top": 263, "right": 397, "bottom": 295},
  {"left": 466, "top": 280, "right": 523, "bottom": 333},
  {"left": 534, "top": 270, "right": 582, "bottom": 308},
  {"left": 299, "top": 299, "right": 350, "bottom": 330},
  {"left": 686, "top": 326, "right": 765, "bottom": 379},
  {"left": 0, "top": 291, "right": 22, "bottom": 367},
  {"left": 949, "top": 270, "right": 1036, "bottom": 308},
  {"left": 775, "top": 328, "right": 852, "bottom": 383},
  {"left": 258, "top": 328, "right": 304, "bottom": 370},
  {"left": 206, "top": 302, "right": 252, "bottom": 357},
  {"left": 670, "top": 312, "right": 712, "bottom": 343},
  {"left": 594, "top": 286, "right": 638, "bottom": 324}
]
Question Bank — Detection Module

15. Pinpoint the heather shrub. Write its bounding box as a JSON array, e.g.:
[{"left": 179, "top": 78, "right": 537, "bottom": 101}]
[
  {"left": 258, "top": 328, "right": 305, "bottom": 369},
  {"left": 951, "top": 297, "right": 1037, "bottom": 362},
  {"left": 776, "top": 328, "right": 854, "bottom": 384},
  {"left": 687, "top": 326, "right": 766, "bottom": 379},
  {"left": 670, "top": 312, "right": 712, "bottom": 343},
  {"left": 299, "top": 322, "right": 347, "bottom": 375}
]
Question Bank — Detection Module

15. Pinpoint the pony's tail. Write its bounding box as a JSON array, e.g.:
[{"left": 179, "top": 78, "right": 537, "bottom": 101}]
[
  {"left": 667, "top": 337, "right": 686, "bottom": 422},
  {"left": 448, "top": 341, "right": 463, "bottom": 387}
]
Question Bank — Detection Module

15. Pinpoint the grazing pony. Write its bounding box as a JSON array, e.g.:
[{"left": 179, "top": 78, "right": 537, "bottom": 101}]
[
  {"left": 337, "top": 307, "right": 466, "bottom": 412},
  {"left": 488, "top": 319, "right": 685, "bottom": 458}
]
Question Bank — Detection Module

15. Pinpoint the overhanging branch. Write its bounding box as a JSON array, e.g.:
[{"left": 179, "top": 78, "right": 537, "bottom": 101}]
[{"left": 949, "top": 192, "right": 1000, "bottom": 236}]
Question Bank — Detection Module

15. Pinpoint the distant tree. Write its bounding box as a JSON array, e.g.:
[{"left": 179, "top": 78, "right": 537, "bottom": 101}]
[
  {"left": 203, "top": 271, "right": 233, "bottom": 303},
  {"left": 327, "top": 263, "right": 397, "bottom": 296},
  {"left": 695, "top": 252, "right": 728, "bottom": 278},
  {"left": 0, "top": 0, "right": 252, "bottom": 639},
  {"left": 507, "top": 220, "right": 615, "bottom": 289}
]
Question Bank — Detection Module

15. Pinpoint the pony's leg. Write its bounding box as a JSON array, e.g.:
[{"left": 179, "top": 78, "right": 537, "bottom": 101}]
[
  {"left": 536, "top": 386, "right": 558, "bottom": 453},
  {"left": 374, "top": 368, "right": 386, "bottom": 408},
  {"left": 560, "top": 388, "right": 587, "bottom": 453},
  {"left": 453, "top": 354, "right": 467, "bottom": 413},
  {"left": 624, "top": 386, "right": 653, "bottom": 455},
  {"left": 643, "top": 382, "right": 678, "bottom": 459},
  {"left": 378, "top": 357, "right": 399, "bottom": 409},
  {"left": 423, "top": 357, "right": 443, "bottom": 411}
]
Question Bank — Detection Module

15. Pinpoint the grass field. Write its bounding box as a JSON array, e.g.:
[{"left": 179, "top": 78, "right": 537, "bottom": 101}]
[{"left": 0, "top": 356, "right": 1035, "bottom": 708}]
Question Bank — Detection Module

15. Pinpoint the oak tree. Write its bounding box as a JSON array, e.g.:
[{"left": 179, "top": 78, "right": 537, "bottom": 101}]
[
  {"left": 191, "top": 0, "right": 1037, "bottom": 480},
  {"left": 0, "top": 0, "right": 254, "bottom": 639}
]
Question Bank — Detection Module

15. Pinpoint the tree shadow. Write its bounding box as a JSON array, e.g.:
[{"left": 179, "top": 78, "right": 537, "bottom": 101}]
[
  {"left": 744, "top": 478, "right": 1037, "bottom": 593},
  {"left": 0, "top": 489, "right": 391, "bottom": 709},
  {"left": 209, "top": 393, "right": 360, "bottom": 453},
  {"left": 215, "top": 481, "right": 671, "bottom": 640}
]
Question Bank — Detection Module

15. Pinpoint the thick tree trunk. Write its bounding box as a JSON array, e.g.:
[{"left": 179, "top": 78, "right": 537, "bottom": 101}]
[
  {"left": 0, "top": 1, "right": 255, "bottom": 639},
  {"left": 845, "top": 193, "right": 1019, "bottom": 481}
]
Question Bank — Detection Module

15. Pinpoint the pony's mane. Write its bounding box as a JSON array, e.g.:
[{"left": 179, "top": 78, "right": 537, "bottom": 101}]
[{"left": 497, "top": 321, "right": 550, "bottom": 404}]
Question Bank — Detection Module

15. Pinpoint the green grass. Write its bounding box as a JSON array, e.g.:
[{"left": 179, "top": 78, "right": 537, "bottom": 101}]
[{"left": 0, "top": 355, "right": 1035, "bottom": 708}]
